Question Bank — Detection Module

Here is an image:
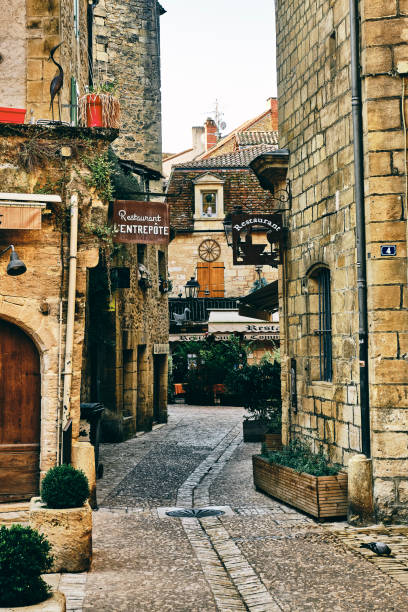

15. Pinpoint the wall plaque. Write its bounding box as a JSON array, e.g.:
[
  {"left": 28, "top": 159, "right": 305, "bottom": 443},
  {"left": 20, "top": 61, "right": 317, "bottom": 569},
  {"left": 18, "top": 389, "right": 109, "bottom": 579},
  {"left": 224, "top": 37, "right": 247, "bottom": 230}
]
[
  {"left": 113, "top": 200, "right": 170, "bottom": 244},
  {"left": 154, "top": 343, "right": 170, "bottom": 354},
  {"left": 231, "top": 213, "right": 283, "bottom": 266}
]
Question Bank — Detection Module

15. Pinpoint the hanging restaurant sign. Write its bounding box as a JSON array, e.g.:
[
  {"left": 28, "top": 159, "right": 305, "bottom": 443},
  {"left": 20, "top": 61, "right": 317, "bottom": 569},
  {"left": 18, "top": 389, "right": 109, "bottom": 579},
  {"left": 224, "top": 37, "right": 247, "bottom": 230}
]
[
  {"left": 113, "top": 200, "right": 170, "bottom": 244},
  {"left": 231, "top": 212, "right": 283, "bottom": 266}
]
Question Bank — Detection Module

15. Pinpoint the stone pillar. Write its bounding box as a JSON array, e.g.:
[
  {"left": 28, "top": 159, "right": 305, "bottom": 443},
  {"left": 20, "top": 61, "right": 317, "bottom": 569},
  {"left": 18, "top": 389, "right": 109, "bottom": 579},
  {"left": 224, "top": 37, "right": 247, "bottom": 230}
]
[
  {"left": 348, "top": 454, "right": 374, "bottom": 524},
  {"left": 72, "top": 440, "right": 96, "bottom": 509}
]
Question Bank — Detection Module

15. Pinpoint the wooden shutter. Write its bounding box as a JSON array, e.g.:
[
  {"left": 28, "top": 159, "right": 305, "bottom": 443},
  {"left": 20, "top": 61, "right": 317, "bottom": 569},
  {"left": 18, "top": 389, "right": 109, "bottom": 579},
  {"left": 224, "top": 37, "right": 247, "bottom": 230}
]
[
  {"left": 197, "top": 262, "right": 210, "bottom": 297},
  {"left": 210, "top": 262, "right": 225, "bottom": 297}
]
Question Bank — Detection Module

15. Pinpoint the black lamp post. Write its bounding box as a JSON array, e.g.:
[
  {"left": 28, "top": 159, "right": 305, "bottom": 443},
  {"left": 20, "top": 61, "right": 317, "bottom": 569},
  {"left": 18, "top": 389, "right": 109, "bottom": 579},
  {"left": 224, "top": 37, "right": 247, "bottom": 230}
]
[
  {"left": 0, "top": 245, "right": 27, "bottom": 276},
  {"left": 185, "top": 276, "right": 200, "bottom": 298}
]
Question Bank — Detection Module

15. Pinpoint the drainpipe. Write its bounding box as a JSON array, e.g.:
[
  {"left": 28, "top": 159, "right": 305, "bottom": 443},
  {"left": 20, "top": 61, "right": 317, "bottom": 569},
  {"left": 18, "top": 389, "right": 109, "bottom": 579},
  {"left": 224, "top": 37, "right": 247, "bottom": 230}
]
[
  {"left": 61, "top": 193, "right": 79, "bottom": 461},
  {"left": 349, "top": 0, "right": 370, "bottom": 458}
]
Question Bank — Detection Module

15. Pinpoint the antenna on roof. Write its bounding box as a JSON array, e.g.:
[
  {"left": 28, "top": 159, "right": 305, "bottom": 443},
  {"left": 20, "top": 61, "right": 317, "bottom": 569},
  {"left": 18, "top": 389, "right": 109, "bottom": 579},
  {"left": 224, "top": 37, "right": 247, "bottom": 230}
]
[{"left": 206, "top": 99, "right": 227, "bottom": 138}]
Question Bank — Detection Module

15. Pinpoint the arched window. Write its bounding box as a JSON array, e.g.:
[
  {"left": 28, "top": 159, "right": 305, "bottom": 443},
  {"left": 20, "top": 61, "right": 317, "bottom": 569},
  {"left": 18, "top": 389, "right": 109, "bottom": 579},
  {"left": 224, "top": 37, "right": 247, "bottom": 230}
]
[{"left": 308, "top": 266, "right": 332, "bottom": 382}]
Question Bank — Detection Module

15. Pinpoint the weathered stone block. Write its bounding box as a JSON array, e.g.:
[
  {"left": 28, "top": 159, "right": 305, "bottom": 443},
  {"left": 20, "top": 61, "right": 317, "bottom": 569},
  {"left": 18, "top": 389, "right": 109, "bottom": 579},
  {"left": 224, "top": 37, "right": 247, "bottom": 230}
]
[
  {"left": 362, "top": 46, "right": 392, "bottom": 74},
  {"left": 362, "top": 0, "right": 397, "bottom": 19},
  {"left": 372, "top": 432, "right": 408, "bottom": 458},
  {"left": 29, "top": 497, "right": 92, "bottom": 573}
]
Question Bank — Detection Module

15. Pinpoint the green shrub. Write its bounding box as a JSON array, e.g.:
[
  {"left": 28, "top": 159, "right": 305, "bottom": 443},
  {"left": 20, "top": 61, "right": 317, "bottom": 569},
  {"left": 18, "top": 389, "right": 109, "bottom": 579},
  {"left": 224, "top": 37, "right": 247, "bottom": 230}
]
[
  {"left": 0, "top": 525, "right": 53, "bottom": 606},
  {"left": 263, "top": 439, "right": 342, "bottom": 477},
  {"left": 41, "top": 464, "right": 90, "bottom": 509},
  {"left": 225, "top": 358, "right": 281, "bottom": 429}
]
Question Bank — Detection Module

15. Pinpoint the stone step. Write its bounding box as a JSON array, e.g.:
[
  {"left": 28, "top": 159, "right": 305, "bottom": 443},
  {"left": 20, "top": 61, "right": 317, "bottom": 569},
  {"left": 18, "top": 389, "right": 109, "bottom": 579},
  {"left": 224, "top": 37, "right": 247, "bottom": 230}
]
[{"left": 0, "top": 502, "right": 30, "bottom": 526}]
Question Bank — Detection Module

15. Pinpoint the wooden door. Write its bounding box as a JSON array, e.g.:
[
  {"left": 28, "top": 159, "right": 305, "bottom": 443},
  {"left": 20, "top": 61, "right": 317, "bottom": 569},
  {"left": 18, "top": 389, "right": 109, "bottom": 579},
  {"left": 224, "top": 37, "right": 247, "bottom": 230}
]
[
  {"left": 197, "top": 262, "right": 225, "bottom": 297},
  {"left": 0, "top": 320, "right": 41, "bottom": 502}
]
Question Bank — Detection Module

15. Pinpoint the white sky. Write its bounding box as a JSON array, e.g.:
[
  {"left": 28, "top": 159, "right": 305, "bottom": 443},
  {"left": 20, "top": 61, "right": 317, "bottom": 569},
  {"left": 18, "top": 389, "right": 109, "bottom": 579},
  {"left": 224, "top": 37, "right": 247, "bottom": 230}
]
[{"left": 160, "top": 0, "right": 277, "bottom": 153}]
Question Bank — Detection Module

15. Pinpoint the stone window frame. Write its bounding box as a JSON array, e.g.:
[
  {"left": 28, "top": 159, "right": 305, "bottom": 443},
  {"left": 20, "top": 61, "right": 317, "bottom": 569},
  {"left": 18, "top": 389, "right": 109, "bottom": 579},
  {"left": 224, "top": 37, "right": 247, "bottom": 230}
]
[
  {"left": 193, "top": 174, "right": 225, "bottom": 222},
  {"left": 305, "top": 263, "right": 333, "bottom": 383}
]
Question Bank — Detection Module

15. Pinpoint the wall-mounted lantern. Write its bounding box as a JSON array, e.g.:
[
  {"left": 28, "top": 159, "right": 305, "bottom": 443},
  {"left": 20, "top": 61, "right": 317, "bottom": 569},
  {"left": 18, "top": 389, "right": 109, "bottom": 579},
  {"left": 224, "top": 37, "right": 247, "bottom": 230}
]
[
  {"left": 0, "top": 245, "right": 27, "bottom": 276},
  {"left": 184, "top": 276, "right": 200, "bottom": 299}
]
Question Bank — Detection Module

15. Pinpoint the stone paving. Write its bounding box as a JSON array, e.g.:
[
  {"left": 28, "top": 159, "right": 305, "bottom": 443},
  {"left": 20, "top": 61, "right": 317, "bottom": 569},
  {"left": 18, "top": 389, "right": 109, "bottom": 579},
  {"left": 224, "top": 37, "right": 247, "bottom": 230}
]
[{"left": 52, "top": 406, "right": 408, "bottom": 610}]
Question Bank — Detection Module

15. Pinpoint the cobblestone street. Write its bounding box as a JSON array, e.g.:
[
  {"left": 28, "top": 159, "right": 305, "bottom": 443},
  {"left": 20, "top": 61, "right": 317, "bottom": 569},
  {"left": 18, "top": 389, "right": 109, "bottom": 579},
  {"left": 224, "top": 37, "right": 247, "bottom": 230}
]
[{"left": 81, "top": 406, "right": 408, "bottom": 611}]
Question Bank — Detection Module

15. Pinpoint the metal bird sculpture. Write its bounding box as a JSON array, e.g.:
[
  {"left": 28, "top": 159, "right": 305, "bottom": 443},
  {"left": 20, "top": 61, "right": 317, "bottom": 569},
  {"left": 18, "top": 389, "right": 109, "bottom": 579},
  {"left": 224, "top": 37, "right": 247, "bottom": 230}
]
[
  {"left": 48, "top": 42, "right": 64, "bottom": 122},
  {"left": 173, "top": 308, "right": 191, "bottom": 326},
  {"left": 360, "top": 542, "right": 393, "bottom": 556}
]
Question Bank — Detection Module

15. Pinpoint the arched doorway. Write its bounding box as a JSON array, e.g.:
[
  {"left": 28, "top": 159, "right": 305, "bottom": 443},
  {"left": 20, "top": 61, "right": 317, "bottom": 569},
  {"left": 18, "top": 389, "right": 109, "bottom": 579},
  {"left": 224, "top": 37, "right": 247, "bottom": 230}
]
[{"left": 0, "top": 319, "right": 41, "bottom": 502}]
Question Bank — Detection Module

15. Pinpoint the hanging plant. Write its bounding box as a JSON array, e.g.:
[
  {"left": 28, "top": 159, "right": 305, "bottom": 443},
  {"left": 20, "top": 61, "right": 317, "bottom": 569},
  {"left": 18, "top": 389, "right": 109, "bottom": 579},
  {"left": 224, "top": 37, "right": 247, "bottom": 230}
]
[{"left": 79, "top": 82, "right": 120, "bottom": 129}]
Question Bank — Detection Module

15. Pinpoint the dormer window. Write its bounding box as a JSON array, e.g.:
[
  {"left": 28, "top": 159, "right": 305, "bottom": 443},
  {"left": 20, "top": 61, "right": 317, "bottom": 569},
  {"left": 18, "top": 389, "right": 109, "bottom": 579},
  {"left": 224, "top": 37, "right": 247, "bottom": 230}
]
[{"left": 193, "top": 173, "right": 225, "bottom": 224}]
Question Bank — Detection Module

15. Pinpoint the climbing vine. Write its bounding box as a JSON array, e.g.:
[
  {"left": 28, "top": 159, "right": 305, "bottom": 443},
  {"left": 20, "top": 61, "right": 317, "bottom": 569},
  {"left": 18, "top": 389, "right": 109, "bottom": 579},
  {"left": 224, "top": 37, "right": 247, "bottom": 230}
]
[{"left": 82, "top": 151, "right": 114, "bottom": 204}]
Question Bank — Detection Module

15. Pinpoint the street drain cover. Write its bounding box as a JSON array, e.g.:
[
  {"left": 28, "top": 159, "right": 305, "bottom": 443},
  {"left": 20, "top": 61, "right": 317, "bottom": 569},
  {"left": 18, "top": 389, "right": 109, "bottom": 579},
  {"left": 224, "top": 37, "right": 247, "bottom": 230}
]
[{"left": 166, "top": 508, "right": 225, "bottom": 518}]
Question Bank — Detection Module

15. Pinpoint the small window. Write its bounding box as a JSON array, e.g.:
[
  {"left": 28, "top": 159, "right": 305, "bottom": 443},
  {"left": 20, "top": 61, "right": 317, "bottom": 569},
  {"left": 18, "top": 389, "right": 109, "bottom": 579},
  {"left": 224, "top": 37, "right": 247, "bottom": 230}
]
[
  {"left": 202, "top": 191, "right": 217, "bottom": 217},
  {"left": 314, "top": 268, "right": 332, "bottom": 381}
]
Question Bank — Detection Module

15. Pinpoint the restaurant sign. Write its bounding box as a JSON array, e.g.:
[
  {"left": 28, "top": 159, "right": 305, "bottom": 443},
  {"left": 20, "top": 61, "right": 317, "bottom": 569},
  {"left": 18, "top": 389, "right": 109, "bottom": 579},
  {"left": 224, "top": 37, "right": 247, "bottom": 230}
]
[
  {"left": 231, "top": 212, "right": 283, "bottom": 266},
  {"left": 113, "top": 200, "right": 170, "bottom": 244}
]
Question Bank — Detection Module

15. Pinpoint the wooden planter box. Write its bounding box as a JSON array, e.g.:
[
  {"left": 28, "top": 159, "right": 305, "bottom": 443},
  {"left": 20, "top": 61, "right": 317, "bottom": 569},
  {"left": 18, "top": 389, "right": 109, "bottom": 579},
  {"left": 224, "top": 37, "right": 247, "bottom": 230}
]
[{"left": 253, "top": 455, "right": 348, "bottom": 519}]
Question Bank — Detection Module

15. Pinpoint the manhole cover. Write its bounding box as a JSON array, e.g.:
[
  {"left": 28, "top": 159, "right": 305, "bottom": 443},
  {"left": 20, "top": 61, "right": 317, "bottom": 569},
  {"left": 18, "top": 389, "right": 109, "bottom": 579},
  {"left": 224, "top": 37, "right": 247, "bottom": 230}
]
[{"left": 166, "top": 508, "right": 225, "bottom": 518}]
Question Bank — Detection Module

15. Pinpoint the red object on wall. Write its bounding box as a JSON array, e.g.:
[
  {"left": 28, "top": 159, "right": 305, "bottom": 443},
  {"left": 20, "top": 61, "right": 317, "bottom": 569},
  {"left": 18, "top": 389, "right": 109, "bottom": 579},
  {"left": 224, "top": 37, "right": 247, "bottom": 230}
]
[
  {"left": 0, "top": 107, "right": 26, "bottom": 124},
  {"left": 85, "top": 94, "right": 103, "bottom": 127}
]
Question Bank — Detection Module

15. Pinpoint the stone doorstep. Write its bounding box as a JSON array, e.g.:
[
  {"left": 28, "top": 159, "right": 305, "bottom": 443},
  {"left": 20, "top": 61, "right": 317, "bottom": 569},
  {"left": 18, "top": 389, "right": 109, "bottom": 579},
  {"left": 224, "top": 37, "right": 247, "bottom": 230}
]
[{"left": 0, "top": 502, "right": 30, "bottom": 525}]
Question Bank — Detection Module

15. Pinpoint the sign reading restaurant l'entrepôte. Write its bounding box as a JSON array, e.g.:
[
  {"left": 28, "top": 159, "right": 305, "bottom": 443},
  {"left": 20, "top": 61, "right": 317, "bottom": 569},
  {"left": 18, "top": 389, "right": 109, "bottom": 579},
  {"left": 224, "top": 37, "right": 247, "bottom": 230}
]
[{"left": 113, "top": 200, "right": 170, "bottom": 244}]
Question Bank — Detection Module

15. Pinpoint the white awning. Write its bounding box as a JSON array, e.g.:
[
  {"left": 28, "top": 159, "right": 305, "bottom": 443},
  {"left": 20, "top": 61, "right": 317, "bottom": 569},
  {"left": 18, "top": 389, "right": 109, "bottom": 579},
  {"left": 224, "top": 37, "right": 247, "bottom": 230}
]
[{"left": 208, "top": 309, "right": 279, "bottom": 334}]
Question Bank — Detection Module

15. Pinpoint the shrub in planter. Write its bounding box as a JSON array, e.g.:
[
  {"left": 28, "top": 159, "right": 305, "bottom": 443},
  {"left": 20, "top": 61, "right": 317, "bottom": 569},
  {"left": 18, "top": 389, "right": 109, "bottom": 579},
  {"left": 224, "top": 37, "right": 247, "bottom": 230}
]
[
  {"left": 41, "top": 464, "right": 90, "bottom": 509},
  {"left": 225, "top": 358, "right": 281, "bottom": 439},
  {"left": 262, "top": 439, "right": 342, "bottom": 476},
  {"left": 0, "top": 524, "right": 53, "bottom": 607}
]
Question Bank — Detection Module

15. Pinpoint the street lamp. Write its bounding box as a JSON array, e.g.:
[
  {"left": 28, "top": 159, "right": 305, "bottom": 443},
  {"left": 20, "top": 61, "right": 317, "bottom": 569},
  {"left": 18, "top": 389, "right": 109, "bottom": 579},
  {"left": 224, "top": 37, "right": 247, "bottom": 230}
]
[
  {"left": 184, "top": 276, "right": 200, "bottom": 298},
  {"left": 0, "top": 245, "right": 27, "bottom": 276}
]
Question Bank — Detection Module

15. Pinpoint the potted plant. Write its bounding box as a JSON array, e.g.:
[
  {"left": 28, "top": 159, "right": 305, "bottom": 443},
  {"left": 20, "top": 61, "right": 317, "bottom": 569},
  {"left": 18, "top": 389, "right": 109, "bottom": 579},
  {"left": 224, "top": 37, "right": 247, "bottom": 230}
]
[
  {"left": 225, "top": 357, "right": 281, "bottom": 442},
  {"left": 0, "top": 524, "right": 65, "bottom": 609},
  {"left": 29, "top": 464, "right": 92, "bottom": 573},
  {"left": 79, "top": 82, "right": 120, "bottom": 128},
  {"left": 253, "top": 440, "right": 348, "bottom": 519}
]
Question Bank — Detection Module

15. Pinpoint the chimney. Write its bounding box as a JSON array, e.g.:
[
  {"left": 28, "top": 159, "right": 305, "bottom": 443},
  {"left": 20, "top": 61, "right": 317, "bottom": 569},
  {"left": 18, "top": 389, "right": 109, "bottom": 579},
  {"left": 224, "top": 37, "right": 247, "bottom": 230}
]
[
  {"left": 192, "top": 126, "right": 205, "bottom": 155},
  {"left": 205, "top": 118, "right": 218, "bottom": 151},
  {"left": 267, "top": 97, "right": 278, "bottom": 131}
]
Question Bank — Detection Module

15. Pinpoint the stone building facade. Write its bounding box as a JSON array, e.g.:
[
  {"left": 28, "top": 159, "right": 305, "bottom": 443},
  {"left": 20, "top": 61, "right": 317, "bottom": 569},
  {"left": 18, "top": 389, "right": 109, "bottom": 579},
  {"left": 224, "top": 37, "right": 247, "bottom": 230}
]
[
  {"left": 275, "top": 0, "right": 408, "bottom": 521},
  {"left": 88, "top": 0, "right": 168, "bottom": 437},
  {"left": 167, "top": 147, "right": 279, "bottom": 299},
  {"left": 0, "top": 123, "right": 116, "bottom": 502}
]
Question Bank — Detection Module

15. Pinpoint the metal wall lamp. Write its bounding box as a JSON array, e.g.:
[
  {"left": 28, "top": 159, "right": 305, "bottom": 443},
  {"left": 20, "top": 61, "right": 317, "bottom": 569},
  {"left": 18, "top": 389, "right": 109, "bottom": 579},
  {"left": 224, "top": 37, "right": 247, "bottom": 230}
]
[
  {"left": 249, "top": 150, "right": 292, "bottom": 210},
  {"left": 0, "top": 245, "right": 27, "bottom": 276},
  {"left": 185, "top": 276, "right": 200, "bottom": 298}
]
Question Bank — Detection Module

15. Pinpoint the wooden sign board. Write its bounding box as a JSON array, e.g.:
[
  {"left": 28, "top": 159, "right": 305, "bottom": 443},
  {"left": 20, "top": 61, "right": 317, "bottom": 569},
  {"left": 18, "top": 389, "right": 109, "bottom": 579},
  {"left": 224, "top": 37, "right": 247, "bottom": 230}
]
[
  {"left": 231, "top": 213, "right": 283, "bottom": 266},
  {"left": 0, "top": 206, "right": 42, "bottom": 230},
  {"left": 113, "top": 200, "right": 170, "bottom": 244}
]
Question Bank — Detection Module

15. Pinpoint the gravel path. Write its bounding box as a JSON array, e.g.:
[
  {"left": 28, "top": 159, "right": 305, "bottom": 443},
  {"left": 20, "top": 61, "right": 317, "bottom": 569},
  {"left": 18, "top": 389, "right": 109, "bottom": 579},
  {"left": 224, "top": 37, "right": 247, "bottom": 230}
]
[{"left": 81, "top": 405, "right": 408, "bottom": 611}]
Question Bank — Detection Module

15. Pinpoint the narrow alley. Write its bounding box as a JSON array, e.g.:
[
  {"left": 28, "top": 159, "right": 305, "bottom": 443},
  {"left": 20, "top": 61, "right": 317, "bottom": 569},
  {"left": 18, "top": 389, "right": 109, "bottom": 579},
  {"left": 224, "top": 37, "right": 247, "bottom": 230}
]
[{"left": 78, "top": 406, "right": 408, "bottom": 611}]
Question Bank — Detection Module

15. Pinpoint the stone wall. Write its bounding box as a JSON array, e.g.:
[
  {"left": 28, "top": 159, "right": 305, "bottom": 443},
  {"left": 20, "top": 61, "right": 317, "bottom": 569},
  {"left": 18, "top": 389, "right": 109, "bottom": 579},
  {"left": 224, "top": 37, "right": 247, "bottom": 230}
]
[
  {"left": 93, "top": 0, "right": 163, "bottom": 170},
  {"left": 0, "top": 123, "right": 116, "bottom": 478},
  {"left": 0, "top": 0, "right": 26, "bottom": 108},
  {"left": 24, "top": 0, "right": 89, "bottom": 123},
  {"left": 276, "top": 0, "right": 408, "bottom": 520},
  {"left": 360, "top": 0, "right": 408, "bottom": 520}
]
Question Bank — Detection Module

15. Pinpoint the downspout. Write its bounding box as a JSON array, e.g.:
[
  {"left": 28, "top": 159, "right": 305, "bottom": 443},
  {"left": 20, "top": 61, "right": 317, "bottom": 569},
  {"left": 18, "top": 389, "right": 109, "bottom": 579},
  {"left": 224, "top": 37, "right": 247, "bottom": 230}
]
[
  {"left": 349, "top": 0, "right": 370, "bottom": 457},
  {"left": 61, "top": 193, "right": 79, "bottom": 462}
]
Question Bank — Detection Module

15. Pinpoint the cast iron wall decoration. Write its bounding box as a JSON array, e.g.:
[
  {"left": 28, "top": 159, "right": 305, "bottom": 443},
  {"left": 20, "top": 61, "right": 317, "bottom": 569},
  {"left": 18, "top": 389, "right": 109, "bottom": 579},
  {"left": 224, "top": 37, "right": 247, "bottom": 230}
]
[{"left": 231, "top": 212, "right": 284, "bottom": 266}]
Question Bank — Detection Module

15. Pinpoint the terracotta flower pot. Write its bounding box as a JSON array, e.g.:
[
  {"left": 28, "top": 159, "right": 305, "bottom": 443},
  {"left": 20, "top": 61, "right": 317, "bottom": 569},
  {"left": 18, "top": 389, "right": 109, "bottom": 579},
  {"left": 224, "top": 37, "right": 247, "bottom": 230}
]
[{"left": 0, "top": 107, "right": 26, "bottom": 124}]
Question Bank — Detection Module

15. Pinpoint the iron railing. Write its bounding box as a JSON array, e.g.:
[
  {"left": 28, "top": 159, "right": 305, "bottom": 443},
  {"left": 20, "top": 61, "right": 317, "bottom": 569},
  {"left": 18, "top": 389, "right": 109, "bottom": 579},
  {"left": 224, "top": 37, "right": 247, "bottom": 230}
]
[{"left": 169, "top": 297, "right": 239, "bottom": 325}]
